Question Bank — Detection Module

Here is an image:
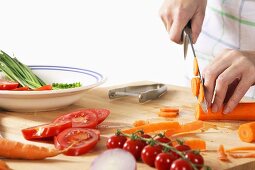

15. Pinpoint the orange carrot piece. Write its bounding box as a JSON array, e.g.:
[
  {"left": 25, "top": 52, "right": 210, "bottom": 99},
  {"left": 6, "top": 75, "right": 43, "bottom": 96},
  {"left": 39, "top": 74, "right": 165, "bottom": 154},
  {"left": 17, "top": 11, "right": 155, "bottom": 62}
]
[
  {"left": 238, "top": 122, "right": 255, "bottom": 143},
  {"left": 218, "top": 144, "right": 229, "bottom": 162},
  {"left": 183, "top": 139, "right": 206, "bottom": 150},
  {"left": 34, "top": 85, "right": 52, "bottom": 91},
  {"left": 157, "top": 111, "right": 178, "bottom": 118},
  {"left": 195, "top": 102, "right": 255, "bottom": 121},
  {"left": 0, "top": 138, "right": 64, "bottom": 160},
  {"left": 191, "top": 77, "right": 200, "bottom": 97},
  {"left": 160, "top": 107, "right": 179, "bottom": 113},
  {"left": 133, "top": 120, "right": 149, "bottom": 127},
  {"left": 226, "top": 146, "right": 255, "bottom": 152},
  {"left": 229, "top": 152, "right": 255, "bottom": 158},
  {"left": 198, "top": 82, "right": 204, "bottom": 103},
  {"left": 193, "top": 57, "right": 199, "bottom": 76},
  {"left": 0, "top": 160, "right": 10, "bottom": 170},
  {"left": 165, "top": 121, "right": 204, "bottom": 137},
  {"left": 122, "top": 121, "right": 181, "bottom": 134}
]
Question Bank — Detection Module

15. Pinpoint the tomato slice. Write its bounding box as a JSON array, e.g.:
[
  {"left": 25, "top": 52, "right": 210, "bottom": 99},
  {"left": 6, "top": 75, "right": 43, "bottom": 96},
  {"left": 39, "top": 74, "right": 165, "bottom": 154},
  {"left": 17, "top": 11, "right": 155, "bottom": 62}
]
[
  {"left": 21, "top": 121, "right": 72, "bottom": 140},
  {"left": 12, "top": 86, "right": 30, "bottom": 91},
  {"left": 33, "top": 85, "right": 52, "bottom": 91},
  {"left": 54, "top": 128, "right": 99, "bottom": 156},
  {"left": 0, "top": 80, "right": 19, "bottom": 90},
  {"left": 85, "top": 109, "right": 110, "bottom": 124},
  {"left": 53, "top": 110, "right": 98, "bottom": 128}
]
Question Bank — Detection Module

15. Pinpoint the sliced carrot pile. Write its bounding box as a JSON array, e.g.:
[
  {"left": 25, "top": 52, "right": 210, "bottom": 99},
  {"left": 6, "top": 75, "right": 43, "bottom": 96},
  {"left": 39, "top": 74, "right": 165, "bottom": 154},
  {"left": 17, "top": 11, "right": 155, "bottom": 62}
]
[
  {"left": 183, "top": 139, "right": 206, "bottom": 150},
  {"left": 229, "top": 152, "right": 255, "bottom": 158},
  {"left": 157, "top": 111, "right": 178, "bottom": 118},
  {"left": 0, "top": 160, "right": 10, "bottom": 170},
  {"left": 122, "top": 121, "right": 181, "bottom": 134},
  {"left": 160, "top": 107, "right": 179, "bottom": 112},
  {"left": 165, "top": 121, "right": 204, "bottom": 137},
  {"left": 217, "top": 144, "right": 229, "bottom": 162},
  {"left": 226, "top": 146, "right": 255, "bottom": 152},
  {"left": 193, "top": 57, "right": 199, "bottom": 76},
  {"left": 191, "top": 77, "right": 200, "bottom": 97},
  {"left": 132, "top": 120, "right": 149, "bottom": 127},
  {"left": 195, "top": 103, "right": 255, "bottom": 121},
  {"left": 238, "top": 122, "right": 255, "bottom": 143}
]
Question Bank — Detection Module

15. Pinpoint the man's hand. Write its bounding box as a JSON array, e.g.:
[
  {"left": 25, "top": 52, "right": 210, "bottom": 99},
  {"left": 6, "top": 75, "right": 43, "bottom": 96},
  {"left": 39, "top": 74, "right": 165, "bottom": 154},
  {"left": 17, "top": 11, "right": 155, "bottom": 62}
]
[
  {"left": 203, "top": 49, "right": 255, "bottom": 114},
  {"left": 159, "top": 0, "right": 207, "bottom": 43}
]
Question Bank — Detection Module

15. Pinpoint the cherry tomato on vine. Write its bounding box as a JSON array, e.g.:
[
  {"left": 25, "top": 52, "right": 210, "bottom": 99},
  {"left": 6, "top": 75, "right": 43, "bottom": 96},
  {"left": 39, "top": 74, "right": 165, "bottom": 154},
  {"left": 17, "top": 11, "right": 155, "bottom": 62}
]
[
  {"left": 175, "top": 144, "right": 191, "bottom": 152},
  {"left": 123, "top": 139, "right": 145, "bottom": 160},
  {"left": 155, "top": 136, "right": 172, "bottom": 150},
  {"left": 106, "top": 135, "right": 127, "bottom": 149},
  {"left": 141, "top": 145, "right": 162, "bottom": 167},
  {"left": 155, "top": 152, "right": 177, "bottom": 170},
  {"left": 170, "top": 158, "right": 193, "bottom": 170},
  {"left": 185, "top": 151, "right": 204, "bottom": 169}
]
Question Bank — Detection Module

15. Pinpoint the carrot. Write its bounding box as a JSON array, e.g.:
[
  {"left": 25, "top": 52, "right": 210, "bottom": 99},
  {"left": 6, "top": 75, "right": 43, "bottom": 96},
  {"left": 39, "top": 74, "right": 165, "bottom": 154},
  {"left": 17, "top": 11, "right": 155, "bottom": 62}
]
[
  {"left": 34, "top": 85, "right": 52, "bottom": 91},
  {"left": 191, "top": 77, "right": 200, "bottom": 97},
  {"left": 122, "top": 121, "right": 181, "bottom": 134},
  {"left": 165, "top": 121, "right": 204, "bottom": 137},
  {"left": 193, "top": 57, "right": 199, "bottom": 76},
  {"left": 160, "top": 107, "right": 179, "bottom": 112},
  {"left": 195, "top": 102, "right": 255, "bottom": 121},
  {"left": 218, "top": 144, "right": 229, "bottom": 161},
  {"left": 238, "top": 122, "right": 255, "bottom": 143},
  {"left": 132, "top": 120, "right": 149, "bottom": 127},
  {"left": 198, "top": 82, "right": 204, "bottom": 103},
  {"left": 226, "top": 146, "right": 255, "bottom": 152},
  {"left": 157, "top": 111, "right": 178, "bottom": 118},
  {"left": 0, "top": 138, "right": 64, "bottom": 160},
  {"left": 0, "top": 160, "right": 10, "bottom": 170},
  {"left": 183, "top": 139, "right": 206, "bottom": 150},
  {"left": 229, "top": 152, "right": 255, "bottom": 158}
]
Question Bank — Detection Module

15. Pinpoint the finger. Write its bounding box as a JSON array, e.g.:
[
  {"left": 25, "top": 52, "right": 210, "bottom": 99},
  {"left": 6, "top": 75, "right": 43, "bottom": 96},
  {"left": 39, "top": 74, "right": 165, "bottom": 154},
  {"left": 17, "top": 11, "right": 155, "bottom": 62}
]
[
  {"left": 160, "top": 15, "right": 172, "bottom": 33},
  {"left": 203, "top": 55, "right": 231, "bottom": 107},
  {"left": 169, "top": 14, "right": 189, "bottom": 44},
  {"left": 223, "top": 75, "right": 252, "bottom": 114},
  {"left": 211, "top": 65, "right": 242, "bottom": 113},
  {"left": 191, "top": 13, "right": 205, "bottom": 43}
]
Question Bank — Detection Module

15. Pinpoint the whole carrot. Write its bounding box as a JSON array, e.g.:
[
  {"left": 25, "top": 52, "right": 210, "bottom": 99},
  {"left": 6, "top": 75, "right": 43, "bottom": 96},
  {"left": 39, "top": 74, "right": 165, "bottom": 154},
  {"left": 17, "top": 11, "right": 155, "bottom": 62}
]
[
  {"left": 0, "top": 138, "right": 64, "bottom": 160},
  {"left": 195, "top": 103, "right": 255, "bottom": 121}
]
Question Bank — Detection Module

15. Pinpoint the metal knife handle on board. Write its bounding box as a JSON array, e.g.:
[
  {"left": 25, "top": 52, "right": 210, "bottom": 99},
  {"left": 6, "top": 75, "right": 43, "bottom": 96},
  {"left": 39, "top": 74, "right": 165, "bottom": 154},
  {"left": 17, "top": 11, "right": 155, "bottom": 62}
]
[{"left": 183, "top": 21, "right": 208, "bottom": 113}]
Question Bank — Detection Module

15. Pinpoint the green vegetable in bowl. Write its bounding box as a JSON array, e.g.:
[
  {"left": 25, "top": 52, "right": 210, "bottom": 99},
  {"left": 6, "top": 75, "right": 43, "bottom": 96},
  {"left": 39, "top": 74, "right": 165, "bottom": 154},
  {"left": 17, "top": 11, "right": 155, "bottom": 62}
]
[{"left": 52, "top": 82, "right": 82, "bottom": 90}]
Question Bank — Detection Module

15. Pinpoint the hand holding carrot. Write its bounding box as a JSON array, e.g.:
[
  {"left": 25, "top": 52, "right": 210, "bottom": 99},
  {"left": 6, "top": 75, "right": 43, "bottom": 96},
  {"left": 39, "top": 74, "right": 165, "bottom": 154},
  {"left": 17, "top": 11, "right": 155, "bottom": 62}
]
[{"left": 202, "top": 49, "right": 255, "bottom": 114}]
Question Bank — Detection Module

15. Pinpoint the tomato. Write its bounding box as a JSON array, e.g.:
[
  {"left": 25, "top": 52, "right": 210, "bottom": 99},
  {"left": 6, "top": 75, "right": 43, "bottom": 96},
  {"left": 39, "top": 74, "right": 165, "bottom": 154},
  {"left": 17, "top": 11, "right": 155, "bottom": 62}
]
[
  {"left": 22, "top": 121, "right": 72, "bottom": 140},
  {"left": 88, "top": 129, "right": 101, "bottom": 140},
  {"left": 86, "top": 109, "right": 110, "bottom": 124},
  {"left": 54, "top": 128, "right": 99, "bottom": 156},
  {"left": 170, "top": 159, "right": 193, "bottom": 170},
  {"left": 185, "top": 151, "right": 204, "bottom": 169},
  {"left": 141, "top": 145, "right": 162, "bottom": 167},
  {"left": 12, "top": 86, "right": 30, "bottom": 91},
  {"left": 106, "top": 135, "right": 127, "bottom": 149},
  {"left": 123, "top": 139, "right": 146, "bottom": 160},
  {"left": 172, "top": 144, "right": 191, "bottom": 159},
  {"left": 33, "top": 85, "right": 52, "bottom": 91},
  {"left": 155, "top": 152, "right": 178, "bottom": 170},
  {"left": 0, "top": 80, "right": 19, "bottom": 90},
  {"left": 53, "top": 110, "right": 98, "bottom": 128},
  {"left": 156, "top": 137, "right": 172, "bottom": 150}
]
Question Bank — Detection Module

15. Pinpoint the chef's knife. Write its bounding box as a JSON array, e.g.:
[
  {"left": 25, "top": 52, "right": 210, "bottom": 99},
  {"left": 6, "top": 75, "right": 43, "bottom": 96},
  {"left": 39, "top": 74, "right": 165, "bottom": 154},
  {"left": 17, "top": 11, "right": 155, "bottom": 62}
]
[{"left": 183, "top": 21, "right": 208, "bottom": 113}]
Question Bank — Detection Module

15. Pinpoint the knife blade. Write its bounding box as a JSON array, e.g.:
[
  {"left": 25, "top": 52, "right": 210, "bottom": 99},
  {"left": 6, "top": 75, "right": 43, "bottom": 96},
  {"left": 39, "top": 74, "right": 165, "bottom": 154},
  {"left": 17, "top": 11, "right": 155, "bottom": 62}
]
[{"left": 183, "top": 21, "right": 208, "bottom": 113}]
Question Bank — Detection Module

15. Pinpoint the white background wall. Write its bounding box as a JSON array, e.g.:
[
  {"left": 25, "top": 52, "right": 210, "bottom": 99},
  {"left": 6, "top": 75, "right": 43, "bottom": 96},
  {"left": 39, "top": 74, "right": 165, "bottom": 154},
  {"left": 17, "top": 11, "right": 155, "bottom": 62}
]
[{"left": 0, "top": 0, "right": 187, "bottom": 87}]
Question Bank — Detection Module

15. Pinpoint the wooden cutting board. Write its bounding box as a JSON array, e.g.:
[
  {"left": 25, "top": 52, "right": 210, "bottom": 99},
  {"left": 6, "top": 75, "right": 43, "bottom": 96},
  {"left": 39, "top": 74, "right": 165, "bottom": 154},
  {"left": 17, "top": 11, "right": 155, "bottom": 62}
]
[{"left": 1, "top": 81, "right": 255, "bottom": 170}]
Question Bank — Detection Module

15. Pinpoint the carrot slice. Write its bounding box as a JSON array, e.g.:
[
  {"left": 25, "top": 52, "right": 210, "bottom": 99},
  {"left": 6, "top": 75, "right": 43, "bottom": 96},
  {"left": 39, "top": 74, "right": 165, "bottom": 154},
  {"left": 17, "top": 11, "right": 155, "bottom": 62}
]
[
  {"left": 229, "top": 152, "right": 255, "bottom": 158},
  {"left": 160, "top": 107, "right": 179, "bottom": 112},
  {"left": 183, "top": 139, "right": 206, "bottom": 150},
  {"left": 218, "top": 144, "right": 229, "bottom": 162},
  {"left": 157, "top": 111, "right": 178, "bottom": 118},
  {"left": 165, "top": 121, "right": 204, "bottom": 137},
  {"left": 226, "top": 146, "right": 255, "bottom": 152},
  {"left": 34, "top": 85, "right": 52, "bottom": 91},
  {"left": 122, "top": 121, "right": 181, "bottom": 134},
  {"left": 191, "top": 77, "right": 200, "bottom": 97},
  {"left": 193, "top": 57, "right": 199, "bottom": 76},
  {"left": 195, "top": 103, "right": 255, "bottom": 121},
  {"left": 132, "top": 120, "right": 149, "bottom": 127},
  {"left": 198, "top": 82, "right": 204, "bottom": 103},
  {"left": 238, "top": 122, "right": 255, "bottom": 143}
]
